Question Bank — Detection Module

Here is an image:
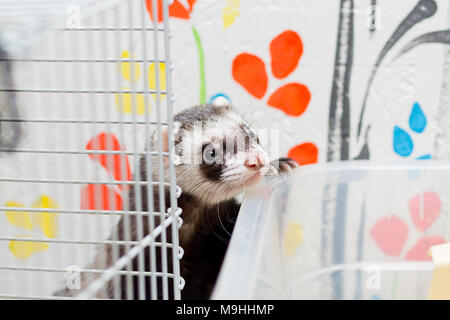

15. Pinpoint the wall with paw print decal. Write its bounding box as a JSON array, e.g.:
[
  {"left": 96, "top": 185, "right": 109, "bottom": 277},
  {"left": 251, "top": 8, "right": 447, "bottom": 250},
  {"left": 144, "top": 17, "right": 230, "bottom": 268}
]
[
  {"left": 166, "top": 0, "right": 450, "bottom": 299},
  {"left": 166, "top": 0, "right": 450, "bottom": 165}
]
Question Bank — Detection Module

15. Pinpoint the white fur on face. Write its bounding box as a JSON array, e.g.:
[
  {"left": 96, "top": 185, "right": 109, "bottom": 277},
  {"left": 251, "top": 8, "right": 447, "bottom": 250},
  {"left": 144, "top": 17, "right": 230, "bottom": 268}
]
[{"left": 173, "top": 110, "right": 272, "bottom": 205}]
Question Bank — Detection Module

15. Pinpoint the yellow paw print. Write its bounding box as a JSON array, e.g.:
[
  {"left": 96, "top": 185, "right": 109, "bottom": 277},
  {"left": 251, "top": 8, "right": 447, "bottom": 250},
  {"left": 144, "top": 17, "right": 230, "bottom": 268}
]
[
  {"left": 4, "top": 195, "right": 59, "bottom": 259},
  {"left": 115, "top": 50, "right": 166, "bottom": 115},
  {"left": 284, "top": 222, "right": 304, "bottom": 257},
  {"left": 222, "top": 0, "right": 240, "bottom": 29}
]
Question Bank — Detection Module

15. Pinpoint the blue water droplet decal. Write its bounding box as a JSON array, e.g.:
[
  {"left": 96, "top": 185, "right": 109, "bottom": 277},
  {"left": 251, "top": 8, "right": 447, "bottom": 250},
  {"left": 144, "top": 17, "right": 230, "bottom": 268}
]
[
  {"left": 371, "top": 294, "right": 382, "bottom": 300},
  {"left": 409, "top": 102, "right": 427, "bottom": 133},
  {"left": 416, "top": 154, "right": 432, "bottom": 160},
  {"left": 393, "top": 126, "right": 414, "bottom": 157}
]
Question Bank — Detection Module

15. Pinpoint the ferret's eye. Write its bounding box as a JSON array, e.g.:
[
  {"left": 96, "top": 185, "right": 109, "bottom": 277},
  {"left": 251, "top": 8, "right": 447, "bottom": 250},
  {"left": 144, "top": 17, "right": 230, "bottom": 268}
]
[{"left": 202, "top": 144, "right": 221, "bottom": 165}]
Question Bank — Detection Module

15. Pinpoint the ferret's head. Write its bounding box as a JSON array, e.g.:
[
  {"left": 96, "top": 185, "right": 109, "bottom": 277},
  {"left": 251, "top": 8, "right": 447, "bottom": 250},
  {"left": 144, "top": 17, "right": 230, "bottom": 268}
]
[{"left": 157, "top": 104, "right": 274, "bottom": 206}]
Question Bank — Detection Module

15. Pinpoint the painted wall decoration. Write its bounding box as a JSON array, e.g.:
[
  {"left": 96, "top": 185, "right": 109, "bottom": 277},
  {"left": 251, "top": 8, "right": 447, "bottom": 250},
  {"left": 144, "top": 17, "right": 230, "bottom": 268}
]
[
  {"left": 5, "top": 195, "right": 59, "bottom": 259},
  {"left": 232, "top": 30, "right": 311, "bottom": 117},
  {"left": 370, "top": 191, "right": 445, "bottom": 260},
  {"left": 222, "top": 0, "right": 240, "bottom": 29},
  {"left": 393, "top": 102, "right": 430, "bottom": 159},
  {"left": 81, "top": 132, "right": 131, "bottom": 211},
  {"left": 230, "top": 30, "right": 317, "bottom": 165},
  {"left": 166, "top": 0, "right": 449, "bottom": 168}
]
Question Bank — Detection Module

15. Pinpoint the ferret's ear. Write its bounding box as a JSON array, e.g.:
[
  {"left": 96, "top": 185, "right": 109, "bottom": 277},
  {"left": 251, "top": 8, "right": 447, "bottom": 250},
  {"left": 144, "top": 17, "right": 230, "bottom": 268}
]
[
  {"left": 162, "top": 127, "right": 169, "bottom": 153},
  {"left": 152, "top": 121, "right": 181, "bottom": 154},
  {"left": 151, "top": 127, "right": 169, "bottom": 153},
  {"left": 150, "top": 128, "right": 170, "bottom": 165}
]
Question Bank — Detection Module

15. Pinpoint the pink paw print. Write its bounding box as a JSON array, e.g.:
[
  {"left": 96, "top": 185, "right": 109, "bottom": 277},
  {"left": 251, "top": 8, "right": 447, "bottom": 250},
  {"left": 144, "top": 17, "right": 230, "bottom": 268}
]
[
  {"left": 370, "top": 191, "right": 446, "bottom": 261},
  {"left": 232, "top": 30, "right": 318, "bottom": 166}
]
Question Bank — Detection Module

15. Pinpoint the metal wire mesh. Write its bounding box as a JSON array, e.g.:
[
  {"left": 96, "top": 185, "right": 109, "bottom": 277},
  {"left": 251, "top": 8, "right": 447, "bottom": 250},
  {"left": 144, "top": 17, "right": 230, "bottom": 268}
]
[{"left": 0, "top": 0, "right": 182, "bottom": 300}]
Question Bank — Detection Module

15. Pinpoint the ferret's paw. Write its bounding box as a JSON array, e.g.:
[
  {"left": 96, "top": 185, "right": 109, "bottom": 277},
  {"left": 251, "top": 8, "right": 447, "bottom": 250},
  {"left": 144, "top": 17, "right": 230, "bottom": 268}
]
[{"left": 274, "top": 157, "right": 299, "bottom": 174}]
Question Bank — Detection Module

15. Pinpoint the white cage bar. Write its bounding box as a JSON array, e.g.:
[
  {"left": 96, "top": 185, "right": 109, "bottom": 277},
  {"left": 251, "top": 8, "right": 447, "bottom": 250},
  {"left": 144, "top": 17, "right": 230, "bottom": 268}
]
[{"left": 0, "top": 0, "right": 182, "bottom": 300}]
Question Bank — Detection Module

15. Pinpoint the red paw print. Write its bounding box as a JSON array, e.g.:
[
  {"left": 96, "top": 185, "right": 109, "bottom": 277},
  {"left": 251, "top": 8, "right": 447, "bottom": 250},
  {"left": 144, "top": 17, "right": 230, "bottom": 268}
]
[
  {"left": 146, "top": 0, "right": 197, "bottom": 22},
  {"left": 81, "top": 133, "right": 131, "bottom": 211},
  {"left": 232, "top": 30, "right": 317, "bottom": 166},
  {"left": 232, "top": 30, "right": 311, "bottom": 117},
  {"left": 370, "top": 191, "right": 446, "bottom": 261}
]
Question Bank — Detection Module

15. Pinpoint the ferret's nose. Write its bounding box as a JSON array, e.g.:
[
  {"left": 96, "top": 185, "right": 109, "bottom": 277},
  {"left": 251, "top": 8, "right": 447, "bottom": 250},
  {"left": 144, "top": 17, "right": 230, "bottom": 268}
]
[{"left": 244, "top": 151, "right": 265, "bottom": 171}]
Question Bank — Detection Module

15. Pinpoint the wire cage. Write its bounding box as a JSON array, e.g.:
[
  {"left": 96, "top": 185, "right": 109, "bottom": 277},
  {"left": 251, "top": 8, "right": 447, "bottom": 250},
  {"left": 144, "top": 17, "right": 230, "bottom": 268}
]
[{"left": 0, "top": 0, "right": 182, "bottom": 299}]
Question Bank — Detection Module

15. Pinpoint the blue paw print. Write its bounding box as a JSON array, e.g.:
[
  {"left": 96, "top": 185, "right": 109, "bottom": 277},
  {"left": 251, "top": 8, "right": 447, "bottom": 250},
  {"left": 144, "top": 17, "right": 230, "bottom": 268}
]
[{"left": 393, "top": 102, "right": 431, "bottom": 160}]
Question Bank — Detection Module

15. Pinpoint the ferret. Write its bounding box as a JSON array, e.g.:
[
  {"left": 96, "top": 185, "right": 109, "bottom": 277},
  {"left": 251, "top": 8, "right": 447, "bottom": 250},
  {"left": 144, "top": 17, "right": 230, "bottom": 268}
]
[{"left": 57, "top": 104, "right": 297, "bottom": 299}]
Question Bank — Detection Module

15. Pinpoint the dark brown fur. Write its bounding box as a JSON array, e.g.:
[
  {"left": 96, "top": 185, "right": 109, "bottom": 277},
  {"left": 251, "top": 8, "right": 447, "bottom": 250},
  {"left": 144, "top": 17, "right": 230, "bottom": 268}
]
[
  {"left": 109, "top": 156, "right": 296, "bottom": 299},
  {"left": 54, "top": 156, "right": 296, "bottom": 299},
  {"left": 107, "top": 155, "right": 241, "bottom": 299}
]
